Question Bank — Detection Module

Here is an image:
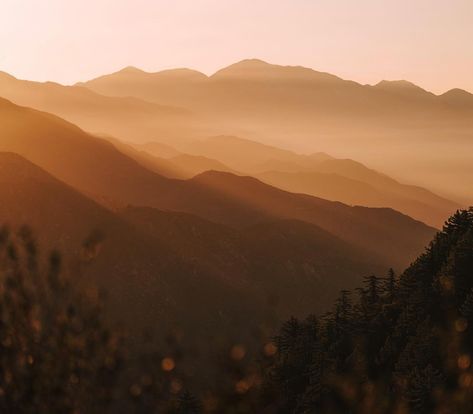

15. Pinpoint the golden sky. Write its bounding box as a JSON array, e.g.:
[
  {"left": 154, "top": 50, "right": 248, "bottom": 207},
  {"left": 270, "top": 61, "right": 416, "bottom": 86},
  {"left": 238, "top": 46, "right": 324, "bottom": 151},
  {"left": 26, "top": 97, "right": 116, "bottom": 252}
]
[{"left": 1, "top": 0, "right": 472, "bottom": 93}]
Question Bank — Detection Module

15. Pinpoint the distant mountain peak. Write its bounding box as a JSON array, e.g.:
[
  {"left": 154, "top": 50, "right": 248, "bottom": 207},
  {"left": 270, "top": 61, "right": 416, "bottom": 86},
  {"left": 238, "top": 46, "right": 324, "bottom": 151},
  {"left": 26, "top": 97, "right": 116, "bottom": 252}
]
[
  {"left": 374, "top": 79, "right": 434, "bottom": 98},
  {"left": 211, "top": 59, "right": 341, "bottom": 82},
  {"left": 375, "top": 79, "right": 424, "bottom": 90},
  {"left": 118, "top": 66, "right": 145, "bottom": 74},
  {"left": 440, "top": 88, "right": 473, "bottom": 105},
  {"left": 229, "top": 58, "right": 271, "bottom": 68},
  {"left": 377, "top": 79, "right": 413, "bottom": 86},
  {"left": 152, "top": 68, "right": 208, "bottom": 80}
]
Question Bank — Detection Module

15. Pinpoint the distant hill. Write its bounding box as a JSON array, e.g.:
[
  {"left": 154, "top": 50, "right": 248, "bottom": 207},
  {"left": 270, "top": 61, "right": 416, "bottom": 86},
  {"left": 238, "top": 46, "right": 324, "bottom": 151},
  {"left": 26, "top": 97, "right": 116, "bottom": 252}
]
[
  {"left": 180, "top": 135, "right": 333, "bottom": 172},
  {"left": 0, "top": 70, "right": 196, "bottom": 142},
  {"left": 154, "top": 135, "right": 458, "bottom": 227}
]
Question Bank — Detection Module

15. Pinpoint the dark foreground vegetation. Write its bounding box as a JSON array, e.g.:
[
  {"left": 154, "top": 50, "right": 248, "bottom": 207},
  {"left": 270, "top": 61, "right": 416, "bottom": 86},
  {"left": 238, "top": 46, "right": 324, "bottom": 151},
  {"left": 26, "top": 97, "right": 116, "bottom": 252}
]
[{"left": 2, "top": 208, "right": 473, "bottom": 413}]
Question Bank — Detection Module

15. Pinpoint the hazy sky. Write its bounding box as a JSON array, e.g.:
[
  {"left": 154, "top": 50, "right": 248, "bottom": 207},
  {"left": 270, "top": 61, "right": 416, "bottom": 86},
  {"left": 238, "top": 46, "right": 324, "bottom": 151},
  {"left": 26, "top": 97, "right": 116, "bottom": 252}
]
[{"left": 0, "top": 0, "right": 472, "bottom": 93}]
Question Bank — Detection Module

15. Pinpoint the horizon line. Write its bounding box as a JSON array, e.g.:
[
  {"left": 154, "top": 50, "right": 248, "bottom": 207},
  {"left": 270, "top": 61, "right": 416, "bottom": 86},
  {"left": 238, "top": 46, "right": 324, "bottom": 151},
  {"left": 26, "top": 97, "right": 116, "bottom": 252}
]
[{"left": 1, "top": 58, "right": 472, "bottom": 96}]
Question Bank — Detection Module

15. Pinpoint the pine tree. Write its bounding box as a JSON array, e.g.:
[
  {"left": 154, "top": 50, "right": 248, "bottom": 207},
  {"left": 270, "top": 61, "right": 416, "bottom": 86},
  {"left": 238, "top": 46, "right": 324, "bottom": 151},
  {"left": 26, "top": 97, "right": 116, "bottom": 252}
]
[{"left": 384, "top": 268, "right": 397, "bottom": 303}]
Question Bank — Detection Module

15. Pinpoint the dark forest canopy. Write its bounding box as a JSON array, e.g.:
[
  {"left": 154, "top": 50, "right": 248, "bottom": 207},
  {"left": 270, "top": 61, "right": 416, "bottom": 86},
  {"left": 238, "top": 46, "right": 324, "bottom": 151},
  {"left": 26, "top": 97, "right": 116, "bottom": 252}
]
[
  {"left": 261, "top": 208, "right": 473, "bottom": 413},
  {"left": 1, "top": 208, "right": 473, "bottom": 413}
]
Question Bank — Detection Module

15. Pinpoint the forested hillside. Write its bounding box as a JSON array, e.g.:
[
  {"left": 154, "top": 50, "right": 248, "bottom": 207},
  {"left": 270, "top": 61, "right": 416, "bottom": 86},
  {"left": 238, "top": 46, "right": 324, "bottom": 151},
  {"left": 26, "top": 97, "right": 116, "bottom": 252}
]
[
  {"left": 2, "top": 208, "right": 473, "bottom": 413},
  {"left": 260, "top": 208, "right": 473, "bottom": 413}
]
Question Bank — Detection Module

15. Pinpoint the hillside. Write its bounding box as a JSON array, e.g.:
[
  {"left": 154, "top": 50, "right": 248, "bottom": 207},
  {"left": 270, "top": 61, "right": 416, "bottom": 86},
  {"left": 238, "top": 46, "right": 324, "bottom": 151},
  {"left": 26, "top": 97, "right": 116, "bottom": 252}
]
[
  {"left": 0, "top": 98, "right": 435, "bottom": 268},
  {"left": 0, "top": 151, "right": 396, "bottom": 355},
  {"left": 255, "top": 208, "right": 473, "bottom": 413},
  {"left": 162, "top": 135, "right": 459, "bottom": 227},
  {"left": 0, "top": 70, "right": 196, "bottom": 142}
]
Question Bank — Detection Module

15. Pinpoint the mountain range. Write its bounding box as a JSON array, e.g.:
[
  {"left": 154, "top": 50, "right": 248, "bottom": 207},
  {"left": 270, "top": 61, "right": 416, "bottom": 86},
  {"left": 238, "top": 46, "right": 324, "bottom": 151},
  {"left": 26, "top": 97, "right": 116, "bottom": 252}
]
[
  {"left": 1, "top": 59, "right": 472, "bottom": 201},
  {"left": 0, "top": 96, "right": 437, "bottom": 341}
]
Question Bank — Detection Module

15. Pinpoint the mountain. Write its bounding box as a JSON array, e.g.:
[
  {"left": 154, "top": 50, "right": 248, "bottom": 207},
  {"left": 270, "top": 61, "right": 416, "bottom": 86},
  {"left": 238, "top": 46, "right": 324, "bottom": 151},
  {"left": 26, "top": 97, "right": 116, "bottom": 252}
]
[
  {"left": 80, "top": 59, "right": 473, "bottom": 127},
  {"left": 103, "top": 136, "right": 236, "bottom": 179},
  {"left": 0, "top": 151, "right": 404, "bottom": 396},
  {"left": 0, "top": 70, "right": 197, "bottom": 142},
  {"left": 78, "top": 60, "right": 473, "bottom": 201},
  {"left": 76, "top": 66, "right": 208, "bottom": 110},
  {"left": 0, "top": 149, "right": 393, "bottom": 323},
  {"left": 120, "top": 206, "right": 387, "bottom": 317},
  {"left": 439, "top": 88, "right": 473, "bottom": 107},
  {"left": 372, "top": 79, "right": 436, "bottom": 100},
  {"left": 134, "top": 140, "right": 182, "bottom": 158},
  {"left": 162, "top": 135, "right": 459, "bottom": 227},
  {"left": 2, "top": 61, "right": 472, "bottom": 200},
  {"left": 0, "top": 151, "right": 187, "bottom": 330},
  {"left": 257, "top": 169, "right": 458, "bottom": 228},
  {"left": 180, "top": 135, "right": 333, "bottom": 172},
  {"left": 0, "top": 97, "right": 434, "bottom": 268}
]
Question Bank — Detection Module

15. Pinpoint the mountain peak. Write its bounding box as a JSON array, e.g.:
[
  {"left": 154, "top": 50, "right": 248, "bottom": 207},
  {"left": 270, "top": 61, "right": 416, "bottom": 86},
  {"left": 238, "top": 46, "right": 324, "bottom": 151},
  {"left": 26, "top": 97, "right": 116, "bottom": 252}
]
[
  {"left": 374, "top": 79, "right": 433, "bottom": 98},
  {"left": 375, "top": 79, "right": 423, "bottom": 90},
  {"left": 117, "top": 66, "right": 146, "bottom": 74},
  {"left": 211, "top": 59, "right": 341, "bottom": 82},
  {"left": 153, "top": 68, "right": 208, "bottom": 80},
  {"left": 440, "top": 88, "right": 473, "bottom": 105}
]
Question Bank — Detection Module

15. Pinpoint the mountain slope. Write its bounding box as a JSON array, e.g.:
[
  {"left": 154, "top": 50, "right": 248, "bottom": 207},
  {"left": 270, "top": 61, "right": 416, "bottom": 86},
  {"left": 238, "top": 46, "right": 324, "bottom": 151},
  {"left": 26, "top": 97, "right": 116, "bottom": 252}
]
[
  {"left": 169, "top": 135, "right": 459, "bottom": 227},
  {"left": 0, "top": 152, "right": 276, "bottom": 347},
  {"left": 0, "top": 151, "right": 400, "bottom": 326},
  {"left": 0, "top": 97, "right": 435, "bottom": 268},
  {"left": 0, "top": 71, "right": 196, "bottom": 142},
  {"left": 121, "top": 206, "right": 387, "bottom": 317}
]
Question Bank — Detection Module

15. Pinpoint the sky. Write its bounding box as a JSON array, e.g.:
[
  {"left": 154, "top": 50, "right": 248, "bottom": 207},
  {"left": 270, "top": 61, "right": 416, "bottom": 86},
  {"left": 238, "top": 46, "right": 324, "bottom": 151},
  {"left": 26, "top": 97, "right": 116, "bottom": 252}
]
[{"left": 0, "top": 0, "right": 472, "bottom": 94}]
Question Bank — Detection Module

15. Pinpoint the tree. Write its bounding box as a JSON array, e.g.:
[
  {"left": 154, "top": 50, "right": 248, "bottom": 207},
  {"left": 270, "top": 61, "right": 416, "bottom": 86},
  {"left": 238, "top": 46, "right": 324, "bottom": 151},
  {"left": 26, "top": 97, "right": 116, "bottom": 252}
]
[{"left": 0, "top": 227, "right": 121, "bottom": 413}]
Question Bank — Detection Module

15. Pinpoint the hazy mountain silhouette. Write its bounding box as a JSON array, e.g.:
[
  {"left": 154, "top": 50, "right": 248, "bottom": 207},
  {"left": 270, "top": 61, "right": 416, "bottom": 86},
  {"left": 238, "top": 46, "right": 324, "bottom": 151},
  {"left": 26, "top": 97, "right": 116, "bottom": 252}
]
[
  {"left": 0, "top": 97, "right": 434, "bottom": 268},
  {"left": 78, "top": 59, "right": 473, "bottom": 200},
  {"left": 158, "top": 135, "right": 458, "bottom": 226},
  {"left": 439, "top": 88, "right": 473, "bottom": 106},
  {"left": 0, "top": 151, "right": 397, "bottom": 337},
  {"left": 0, "top": 70, "right": 197, "bottom": 142},
  {"left": 81, "top": 59, "right": 473, "bottom": 125},
  {"left": 180, "top": 135, "right": 333, "bottom": 172}
]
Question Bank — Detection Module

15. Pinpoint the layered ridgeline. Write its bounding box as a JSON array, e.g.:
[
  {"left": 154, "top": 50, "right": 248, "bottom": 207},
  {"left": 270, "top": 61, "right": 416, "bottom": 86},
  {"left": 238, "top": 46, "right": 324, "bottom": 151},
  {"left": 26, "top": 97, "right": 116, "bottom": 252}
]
[
  {"left": 251, "top": 208, "right": 473, "bottom": 414},
  {"left": 2, "top": 60, "right": 473, "bottom": 200},
  {"left": 0, "top": 97, "right": 434, "bottom": 268},
  {"left": 77, "top": 59, "right": 473, "bottom": 201},
  {"left": 0, "top": 70, "right": 196, "bottom": 141},
  {"left": 0, "top": 65, "right": 466, "bottom": 218},
  {"left": 1, "top": 172, "right": 472, "bottom": 412},
  {"left": 0, "top": 96, "right": 433, "bottom": 327},
  {"left": 79, "top": 59, "right": 473, "bottom": 129},
  {"left": 132, "top": 135, "right": 459, "bottom": 228},
  {"left": 0, "top": 151, "right": 395, "bottom": 391},
  {"left": 0, "top": 96, "right": 438, "bottom": 385}
]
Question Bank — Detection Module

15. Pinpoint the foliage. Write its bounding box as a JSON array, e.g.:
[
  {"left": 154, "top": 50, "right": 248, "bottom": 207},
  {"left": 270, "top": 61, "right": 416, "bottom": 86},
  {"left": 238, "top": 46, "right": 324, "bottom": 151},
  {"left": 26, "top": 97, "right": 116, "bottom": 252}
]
[{"left": 260, "top": 208, "right": 473, "bottom": 413}]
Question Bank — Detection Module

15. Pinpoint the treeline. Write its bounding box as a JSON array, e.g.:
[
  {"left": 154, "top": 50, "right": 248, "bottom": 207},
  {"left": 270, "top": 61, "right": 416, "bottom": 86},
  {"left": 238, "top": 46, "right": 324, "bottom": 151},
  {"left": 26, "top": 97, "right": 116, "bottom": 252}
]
[{"left": 2, "top": 209, "right": 473, "bottom": 413}]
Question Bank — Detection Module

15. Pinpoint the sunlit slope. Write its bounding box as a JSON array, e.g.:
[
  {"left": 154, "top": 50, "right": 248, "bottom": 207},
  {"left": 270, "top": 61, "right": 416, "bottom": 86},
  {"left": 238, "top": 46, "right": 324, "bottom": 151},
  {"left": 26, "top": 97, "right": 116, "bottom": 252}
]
[
  {"left": 0, "top": 97, "right": 435, "bottom": 268},
  {"left": 159, "top": 135, "right": 459, "bottom": 227}
]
